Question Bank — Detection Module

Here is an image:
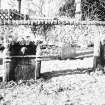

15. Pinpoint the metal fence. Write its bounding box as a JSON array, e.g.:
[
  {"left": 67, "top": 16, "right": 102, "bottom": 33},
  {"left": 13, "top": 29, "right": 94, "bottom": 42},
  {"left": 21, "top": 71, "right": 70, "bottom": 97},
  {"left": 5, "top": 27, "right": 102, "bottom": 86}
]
[{"left": 0, "top": 9, "right": 29, "bottom": 22}]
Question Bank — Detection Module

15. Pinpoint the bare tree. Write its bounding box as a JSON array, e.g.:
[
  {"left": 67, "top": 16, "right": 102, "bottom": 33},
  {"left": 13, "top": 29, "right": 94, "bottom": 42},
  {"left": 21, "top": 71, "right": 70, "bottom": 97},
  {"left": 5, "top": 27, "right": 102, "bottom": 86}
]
[
  {"left": 7, "top": 0, "right": 18, "bottom": 10},
  {"left": 21, "top": 0, "right": 45, "bottom": 18},
  {"left": 59, "top": 0, "right": 75, "bottom": 18},
  {"left": 21, "top": 0, "right": 65, "bottom": 18},
  {"left": 82, "top": 0, "right": 105, "bottom": 21}
]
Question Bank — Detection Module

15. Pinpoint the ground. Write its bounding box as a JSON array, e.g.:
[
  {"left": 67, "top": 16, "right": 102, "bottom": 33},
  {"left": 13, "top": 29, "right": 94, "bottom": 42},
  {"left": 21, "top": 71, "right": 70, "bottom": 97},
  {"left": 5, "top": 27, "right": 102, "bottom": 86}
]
[
  {"left": 0, "top": 57, "right": 105, "bottom": 105},
  {"left": 41, "top": 57, "right": 93, "bottom": 74}
]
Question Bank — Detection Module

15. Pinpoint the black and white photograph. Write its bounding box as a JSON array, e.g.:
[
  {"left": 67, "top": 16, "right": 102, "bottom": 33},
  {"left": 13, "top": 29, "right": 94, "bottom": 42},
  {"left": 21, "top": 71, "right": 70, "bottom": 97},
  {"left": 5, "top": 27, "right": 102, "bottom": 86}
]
[{"left": 0, "top": 0, "right": 105, "bottom": 105}]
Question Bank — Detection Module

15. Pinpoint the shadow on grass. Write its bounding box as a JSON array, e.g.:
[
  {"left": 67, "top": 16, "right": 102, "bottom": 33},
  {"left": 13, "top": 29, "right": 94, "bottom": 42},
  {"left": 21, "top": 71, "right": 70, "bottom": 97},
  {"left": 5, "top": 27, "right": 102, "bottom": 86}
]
[
  {"left": 41, "top": 68, "right": 92, "bottom": 80},
  {"left": 76, "top": 50, "right": 93, "bottom": 57}
]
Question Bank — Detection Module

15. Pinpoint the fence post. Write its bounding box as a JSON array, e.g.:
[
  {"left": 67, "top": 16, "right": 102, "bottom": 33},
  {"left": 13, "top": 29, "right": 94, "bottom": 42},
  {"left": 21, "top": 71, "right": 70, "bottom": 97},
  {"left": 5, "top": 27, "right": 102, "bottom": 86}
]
[
  {"left": 3, "top": 43, "right": 10, "bottom": 82},
  {"left": 3, "top": 50, "right": 6, "bottom": 82},
  {"left": 35, "top": 44, "right": 41, "bottom": 80},
  {"left": 2, "top": 23, "right": 7, "bottom": 82}
]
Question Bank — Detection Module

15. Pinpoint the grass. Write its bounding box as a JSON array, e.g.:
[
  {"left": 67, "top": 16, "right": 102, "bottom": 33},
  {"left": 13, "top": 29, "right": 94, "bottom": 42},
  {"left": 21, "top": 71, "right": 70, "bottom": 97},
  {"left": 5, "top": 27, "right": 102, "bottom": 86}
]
[{"left": 0, "top": 57, "right": 105, "bottom": 105}]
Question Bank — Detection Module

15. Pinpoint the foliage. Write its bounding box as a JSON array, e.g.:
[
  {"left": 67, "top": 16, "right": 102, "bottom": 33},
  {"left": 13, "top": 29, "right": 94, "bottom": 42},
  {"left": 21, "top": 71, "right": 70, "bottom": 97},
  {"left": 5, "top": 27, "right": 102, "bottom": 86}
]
[
  {"left": 45, "top": 24, "right": 97, "bottom": 48},
  {"left": 59, "top": 0, "right": 75, "bottom": 18},
  {"left": 82, "top": 0, "right": 105, "bottom": 20}
]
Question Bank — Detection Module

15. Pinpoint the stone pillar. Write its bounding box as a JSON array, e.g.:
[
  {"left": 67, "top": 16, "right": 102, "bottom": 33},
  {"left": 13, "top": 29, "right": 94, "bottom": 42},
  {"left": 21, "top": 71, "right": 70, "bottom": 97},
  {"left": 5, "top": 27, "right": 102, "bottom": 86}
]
[
  {"left": 35, "top": 44, "right": 41, "bottom": 80},
  {"left": 75, "top": 0, "right": 82, "bottom": 20}
]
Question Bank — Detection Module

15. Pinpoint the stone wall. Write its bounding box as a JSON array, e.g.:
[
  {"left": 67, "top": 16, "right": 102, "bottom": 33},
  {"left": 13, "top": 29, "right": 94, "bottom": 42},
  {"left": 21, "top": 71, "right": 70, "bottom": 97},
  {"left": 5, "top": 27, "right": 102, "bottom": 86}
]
[{"left": 0, "top": 24, "right": 104, "bottom": 47}]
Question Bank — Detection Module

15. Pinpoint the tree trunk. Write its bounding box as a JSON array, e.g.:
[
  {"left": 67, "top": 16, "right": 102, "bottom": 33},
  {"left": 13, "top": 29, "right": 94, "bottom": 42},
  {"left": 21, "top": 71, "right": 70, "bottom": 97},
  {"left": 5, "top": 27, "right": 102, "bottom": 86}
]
[
  {"left": 18, "top": 0, "right": 21, "bottom": 13},
  {"left": 75, "top": 0, "right": 81, "bottom": 20},
  {"left": 0, "top": 0, "right": 1, "bottom": 9}
]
